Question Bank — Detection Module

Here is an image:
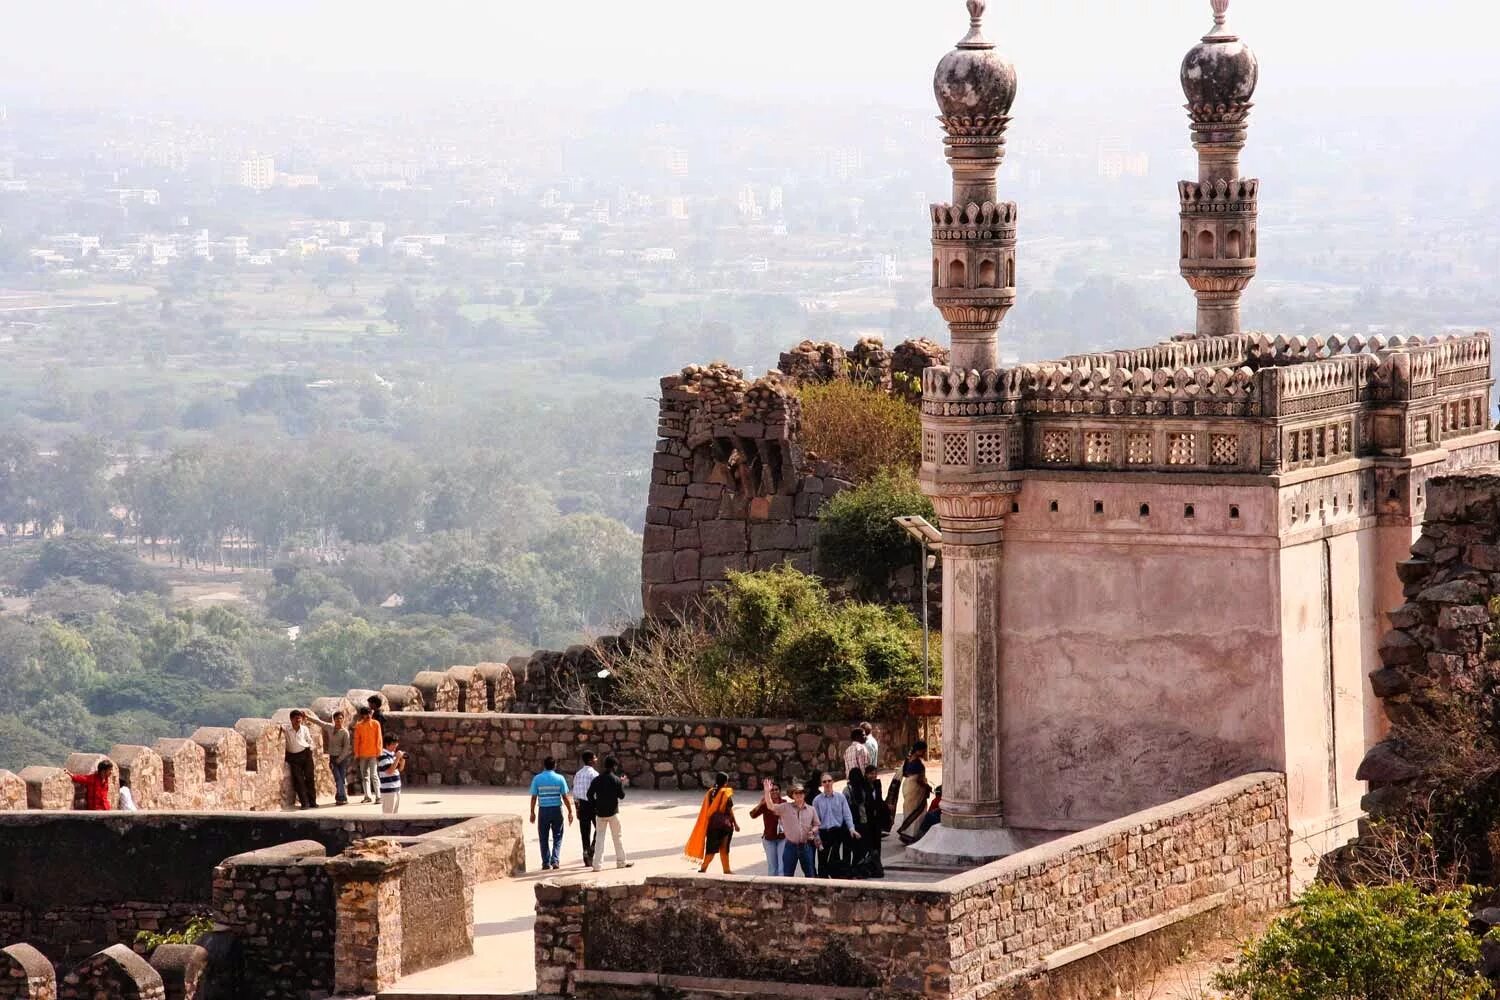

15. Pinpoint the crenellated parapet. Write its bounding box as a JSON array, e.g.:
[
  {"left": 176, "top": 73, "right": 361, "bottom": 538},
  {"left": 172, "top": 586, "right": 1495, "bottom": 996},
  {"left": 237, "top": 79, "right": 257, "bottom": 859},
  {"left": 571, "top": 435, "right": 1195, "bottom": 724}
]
[{"left": 916, "top": 329, "right": 1496, "bottom": 478}]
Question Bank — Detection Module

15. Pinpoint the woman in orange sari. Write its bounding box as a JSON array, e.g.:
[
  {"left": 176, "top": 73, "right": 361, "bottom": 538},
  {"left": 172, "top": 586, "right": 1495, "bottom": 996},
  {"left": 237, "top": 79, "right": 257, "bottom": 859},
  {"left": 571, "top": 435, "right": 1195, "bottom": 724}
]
[{"left": 684, "top": 771, "right": 740, "bottom": 873}]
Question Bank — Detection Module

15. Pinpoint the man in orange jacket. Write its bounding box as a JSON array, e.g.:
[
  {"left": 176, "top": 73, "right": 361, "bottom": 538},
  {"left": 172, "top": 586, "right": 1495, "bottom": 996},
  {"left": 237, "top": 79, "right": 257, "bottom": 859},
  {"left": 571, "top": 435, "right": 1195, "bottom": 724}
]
[{"left": 351, "top": 706, "right": 384, "bottom": 804}]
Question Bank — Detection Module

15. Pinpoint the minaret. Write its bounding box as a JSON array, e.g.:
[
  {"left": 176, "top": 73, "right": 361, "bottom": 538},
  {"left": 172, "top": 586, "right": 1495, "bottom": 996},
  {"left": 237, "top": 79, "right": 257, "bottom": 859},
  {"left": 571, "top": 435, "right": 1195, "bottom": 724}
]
[
  {"left": 1178, "top": 0, "right": 1259, "bottom": 338},
  {"left": 931, "top": 0, "right": 1017, "bottom": 371},
  {"left": 912, "top": 0, "right": 1024, "bottom": 865}
]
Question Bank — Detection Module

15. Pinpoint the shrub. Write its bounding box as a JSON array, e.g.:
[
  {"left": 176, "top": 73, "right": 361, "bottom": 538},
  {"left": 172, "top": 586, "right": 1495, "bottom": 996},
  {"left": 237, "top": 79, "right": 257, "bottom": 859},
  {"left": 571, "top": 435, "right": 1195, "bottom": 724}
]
[
  {"left": 606, "top": 566, "right": 937, "bottom": 721},
  {"left": 815, "top": 469, "right": 936, "bottom": 599},
  {"left": 1214, "top": 883, "right": 1492, "bottom": 1000},
  {"left": 136, "top": 915, "right": 215, "bottom": 952},
  {"left": 799, "top": 380, "right": 921, "bottom": 482}
]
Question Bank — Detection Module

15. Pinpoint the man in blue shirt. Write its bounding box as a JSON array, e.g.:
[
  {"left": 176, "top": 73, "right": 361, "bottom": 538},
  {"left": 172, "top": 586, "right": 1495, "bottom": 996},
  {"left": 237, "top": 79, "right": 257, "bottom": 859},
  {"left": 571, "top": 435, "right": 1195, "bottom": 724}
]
[
  {"left": 529, "top": 756, "right": 575, "bottom": 871},
  {"left": 812, "top": 772, "right": 859, "bottom": 878}
]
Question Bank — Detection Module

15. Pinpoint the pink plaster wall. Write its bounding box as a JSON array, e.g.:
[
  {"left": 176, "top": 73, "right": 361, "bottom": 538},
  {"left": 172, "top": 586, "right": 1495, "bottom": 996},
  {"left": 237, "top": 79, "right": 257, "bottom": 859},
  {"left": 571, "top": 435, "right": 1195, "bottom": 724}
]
[{"left": 998, "top": 479, "right": 1285, "bottom": 831}]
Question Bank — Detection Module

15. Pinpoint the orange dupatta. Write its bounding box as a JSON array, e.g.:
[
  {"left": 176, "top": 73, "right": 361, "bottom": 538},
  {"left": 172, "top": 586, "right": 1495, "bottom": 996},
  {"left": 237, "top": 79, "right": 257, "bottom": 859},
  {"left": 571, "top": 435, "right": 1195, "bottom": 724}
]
[{"left": 683, "top": 786, "right": 733, "bottom": 862}]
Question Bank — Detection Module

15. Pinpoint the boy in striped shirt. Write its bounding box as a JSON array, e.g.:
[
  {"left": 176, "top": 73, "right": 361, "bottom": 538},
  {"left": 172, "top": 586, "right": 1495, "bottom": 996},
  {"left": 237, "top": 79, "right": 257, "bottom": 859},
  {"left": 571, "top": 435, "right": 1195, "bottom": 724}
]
[{"left": 378, "top": 735, "right": 405, "bottom": 814}]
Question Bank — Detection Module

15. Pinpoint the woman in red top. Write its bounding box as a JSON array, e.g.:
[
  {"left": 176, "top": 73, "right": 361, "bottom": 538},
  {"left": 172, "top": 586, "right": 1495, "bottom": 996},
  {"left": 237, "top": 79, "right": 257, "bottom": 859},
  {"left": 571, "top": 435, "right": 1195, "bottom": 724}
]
[
  {"left": 71, "top": 760, "right": 114, "bottom": 810},
  {"left": 748, "top": 781, "right": 786, "bottom": 875}
]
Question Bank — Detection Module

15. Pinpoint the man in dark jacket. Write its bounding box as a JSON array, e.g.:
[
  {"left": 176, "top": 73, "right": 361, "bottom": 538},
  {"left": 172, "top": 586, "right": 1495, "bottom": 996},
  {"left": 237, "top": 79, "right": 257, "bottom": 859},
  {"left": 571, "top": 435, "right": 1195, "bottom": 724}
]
[{"left": 585, "top": 756, "right": 633, "bottom": 872}]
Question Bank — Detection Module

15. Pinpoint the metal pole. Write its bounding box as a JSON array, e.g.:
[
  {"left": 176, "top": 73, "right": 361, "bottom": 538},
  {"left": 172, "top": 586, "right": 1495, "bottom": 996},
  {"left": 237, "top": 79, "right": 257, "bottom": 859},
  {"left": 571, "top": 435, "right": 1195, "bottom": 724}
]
[
  {"left": 921, "top": 539, "right": 931, "bottom": 694},
  {"left": 920, "top": 539, "right": 931, "bottom": 747}
]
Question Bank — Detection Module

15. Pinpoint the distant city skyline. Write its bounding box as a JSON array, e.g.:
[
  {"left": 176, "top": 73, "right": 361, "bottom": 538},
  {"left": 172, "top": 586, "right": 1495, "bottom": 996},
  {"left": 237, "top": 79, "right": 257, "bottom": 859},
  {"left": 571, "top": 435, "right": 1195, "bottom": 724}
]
[{"left": 2, "top": 1, "right": 1496, "bottom": 113}]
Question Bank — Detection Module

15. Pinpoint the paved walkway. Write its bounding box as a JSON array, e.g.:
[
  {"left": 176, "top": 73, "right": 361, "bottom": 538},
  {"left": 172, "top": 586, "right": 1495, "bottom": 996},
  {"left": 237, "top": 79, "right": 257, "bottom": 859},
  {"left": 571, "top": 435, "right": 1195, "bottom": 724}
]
[{"left": 352, "top": 768, "right": 943, "bottom": 996}]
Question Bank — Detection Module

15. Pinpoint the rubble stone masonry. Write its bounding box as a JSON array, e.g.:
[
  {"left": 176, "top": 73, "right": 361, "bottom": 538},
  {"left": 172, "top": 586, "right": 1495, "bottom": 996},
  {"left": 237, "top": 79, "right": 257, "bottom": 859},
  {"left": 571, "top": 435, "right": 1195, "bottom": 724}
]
[
  {"left": 383, "top": 712, "right": 902, "bottom": 789},
  {"left": 534, "top": 773, "right": 1289, "bottom": 998},
  {"left": 642, "top": 336, "right": 947, "bottom": 617}
]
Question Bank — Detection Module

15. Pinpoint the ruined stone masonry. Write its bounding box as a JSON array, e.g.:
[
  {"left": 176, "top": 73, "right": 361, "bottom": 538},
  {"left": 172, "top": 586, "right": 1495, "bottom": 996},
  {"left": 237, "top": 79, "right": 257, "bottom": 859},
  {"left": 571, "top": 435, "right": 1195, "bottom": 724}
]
[
  {"left": 642, "top": 335, "right": 947, "bottom": 617},
  {"left": 1356, "top": 465, "right": 1500, "bottom": 805}
]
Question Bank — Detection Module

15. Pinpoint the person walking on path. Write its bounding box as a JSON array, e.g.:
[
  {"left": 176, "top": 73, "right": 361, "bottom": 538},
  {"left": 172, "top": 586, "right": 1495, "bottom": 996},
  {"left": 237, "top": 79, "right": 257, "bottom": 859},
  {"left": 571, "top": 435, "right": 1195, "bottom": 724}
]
[
  {"left": 529, "top": 756, "right": 574, "bottom": 871},
  {"left": 843, "top": 729, "right": 871, "bottom": 778},
  {"left": 352, "top": 707, "right": 383, "bottom": 804},
  {"left": 748, "top": 780, "right": 787, "bottom": 876},
  {"left": 378, "top": 735, "right": 405, "bottom": 814},
  {"left": 860, "top": 722, "right": 879, "bottom": 768},
  {"left": 813, "top": 772, "right": 859, "bottom": 876},
  {"left": 70, "top": 759, "right": 114, "bottom": 810},
  {"left": 685, "top": 772, "right": 739, "bottom": 874},
  {"left": 285, "top": 710, "right": 319, "bottom": 809},
  {"left": 573, "top": 751, "right": 600, "bottom": 868},
  {"left": 585, "top": 756, "right": 633, "bottom": 871},
  {"left": 896, "top": 741, "right": 931, "bottom": 838},
  {"left": 760, "top": 778, "right": 819, "bottom": 877},
  {"left": 304, "top": 709, "right": 352, "bottom": 805},
  {"left": 843, "top": 767, "right": 874, "bottom": 873}
]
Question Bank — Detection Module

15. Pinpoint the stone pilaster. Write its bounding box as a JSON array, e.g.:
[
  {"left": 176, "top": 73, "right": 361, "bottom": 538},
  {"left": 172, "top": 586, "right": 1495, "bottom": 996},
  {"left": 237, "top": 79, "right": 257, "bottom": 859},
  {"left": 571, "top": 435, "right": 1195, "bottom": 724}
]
[
  {"left": 936, "top": 534, "right": 1004, "bottom": 829},
  {"left": 328, "top": 848, "right": 408, "bottom": 995}
]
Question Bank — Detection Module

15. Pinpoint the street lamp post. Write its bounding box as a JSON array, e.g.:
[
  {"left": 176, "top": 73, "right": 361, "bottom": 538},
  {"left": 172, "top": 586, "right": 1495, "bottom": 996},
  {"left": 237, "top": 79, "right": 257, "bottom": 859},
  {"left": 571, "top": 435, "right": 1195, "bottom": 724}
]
[{"left": 895, "top": 515, "right": 942, "bottom": 741}]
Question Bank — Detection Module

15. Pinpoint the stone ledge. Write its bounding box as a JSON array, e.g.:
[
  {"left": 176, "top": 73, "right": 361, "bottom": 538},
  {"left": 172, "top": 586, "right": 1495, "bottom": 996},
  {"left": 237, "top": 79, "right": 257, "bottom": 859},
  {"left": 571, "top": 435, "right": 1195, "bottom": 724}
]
[
  {"left": 575, "top": 968, "right": 871, "bottom": 999},
  {"left": 942, "top": 772, "right": 1286, "bottom": 895}
]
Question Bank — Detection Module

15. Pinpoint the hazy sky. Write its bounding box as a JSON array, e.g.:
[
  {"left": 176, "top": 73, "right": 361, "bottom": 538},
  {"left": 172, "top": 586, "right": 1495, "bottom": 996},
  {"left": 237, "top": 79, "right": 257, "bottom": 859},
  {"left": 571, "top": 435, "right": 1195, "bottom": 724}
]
[{"left": 2, "top": 1, "right": 1495, "bottom": 114}]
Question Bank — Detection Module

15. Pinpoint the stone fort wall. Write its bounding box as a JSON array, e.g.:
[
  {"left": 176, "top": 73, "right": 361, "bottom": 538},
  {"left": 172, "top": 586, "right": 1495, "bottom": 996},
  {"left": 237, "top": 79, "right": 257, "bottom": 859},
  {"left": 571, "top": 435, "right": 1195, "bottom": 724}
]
[
  {"left": 0, "top": 643, "right": 928, "bottom": 814},
  {"left": 0, "top": 811, "right": 520, "bottom": 968},
  {"left": 382, "top": 712, "right": 907, "bottom": 790},
  {"left": 534, "top": 772, "right": 1289, "bottom": 999},
  {"left": 643, "top": 335, "right": 947, "bottom": 617}
]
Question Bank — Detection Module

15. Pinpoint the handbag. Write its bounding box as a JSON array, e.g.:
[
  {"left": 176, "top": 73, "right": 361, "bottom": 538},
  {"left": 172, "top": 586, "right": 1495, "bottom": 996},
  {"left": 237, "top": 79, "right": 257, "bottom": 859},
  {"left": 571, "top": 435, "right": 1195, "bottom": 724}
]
[{"left": 708, "top": 807, "right": 734, "bottom": 834}]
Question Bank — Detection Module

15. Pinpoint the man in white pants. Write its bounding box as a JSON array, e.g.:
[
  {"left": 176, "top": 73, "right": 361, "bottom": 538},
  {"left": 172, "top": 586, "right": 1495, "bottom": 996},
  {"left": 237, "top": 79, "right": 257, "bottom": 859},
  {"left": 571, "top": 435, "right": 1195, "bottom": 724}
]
[{"left": 584, "top": 756, "right": 633, "bottom": 871}]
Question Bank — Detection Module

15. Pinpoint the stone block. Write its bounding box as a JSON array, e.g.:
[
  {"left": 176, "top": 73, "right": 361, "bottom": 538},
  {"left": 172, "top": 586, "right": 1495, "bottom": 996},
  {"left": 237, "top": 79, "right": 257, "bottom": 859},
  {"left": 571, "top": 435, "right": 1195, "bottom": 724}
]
[
  {"left": 648, "top": 484, "right": 687, "bottom": 509},
  {"left": 0, "top": 942, "right": 56, "bottom": 998},
  {"left": 643, "top": 524, "right": 675, "bottom": 552},
  {"left": 60, "top": 944, "right": 165, "bottom": 1000},
  {"left": 380, "top": 684, "right": 425, "bottom": 712},
  {"left": 0, "top": 768, "right": 25, "bottom": 811},
  {"left": 189, "top": 727, "right": 247, "bottom": 783},
  {"left": 1377, "top": 630, "right": 1424, "bottom": 668},
  {"left": 750, "top": 523, "right": 799, "bottom": 550},
  {"left": 673, "top": 549, "right": 701, "bottom": 581},
  {"left": 110, "top": 745, "right": 163, "bottom": 807},
  {"left": 700, "top": 555, "right": 744, "bottom": 581},
  {"left": 700, "top": 520, "right": 748, "bottom": 556},
  {"left": 310, "top": 695, "right": 355, "bottom": 724},
  {"left": 1418, "top": 578, "right": 1487, "bottom": 605},
  {"left": 346, "top": 688, "right": 388, "bottom": 715},
  {"left": 18, "top": 765, "right": 72, "bottom": 810},
  {"left": 154, "top": 739, "right": 206, "bottom": 794},
  {"left": 642, "top": 551, "right": 676, "bottom": 583},
  {"left": 446, "top": 664, "right": 486, "bottom": 713},
  {"left": 148, "top": 943, "right": 206, "bottom": 1000},
  {"left": 1438, "top": 604, "right": 1492, "bottom": 630},
  {"left": 412, "top": 671, "right": 461, "bottom": 712},
  {"left": 475, "top": 662, "right": 516, "bottom": 711},
  {"left": 233, "top": 719, "right": 285, "bottom": 773}
]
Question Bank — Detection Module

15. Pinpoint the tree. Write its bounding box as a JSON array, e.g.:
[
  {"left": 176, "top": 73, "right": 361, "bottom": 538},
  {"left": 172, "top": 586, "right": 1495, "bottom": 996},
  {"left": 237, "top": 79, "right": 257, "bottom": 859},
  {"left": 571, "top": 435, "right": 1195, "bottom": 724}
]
[
  {"left": 22, "top": 693, "right": 98, "bottom": 750},
  {"left": 0, "top": 433, "right": 38, "bottom": 535},
  {"left": 39, "top": 436, "right": 114, "bottom": 533},
  {"left": 23, "top": 535, "right": 169, "bottom": 595},
  {"left": 531, "top": 515, "right": 642, "bottom": 629},
  {"left": 815, "top": 469, "right": 936, "bottom": 599},
  {"left": 164, "top": 636, "right": 252, "bottom": 688},
  {"left": 265, "top": 568, "right": 358, "bottom": 624},
  {"left": 0, "top": 715, "right": 71, "bottom": 771}
]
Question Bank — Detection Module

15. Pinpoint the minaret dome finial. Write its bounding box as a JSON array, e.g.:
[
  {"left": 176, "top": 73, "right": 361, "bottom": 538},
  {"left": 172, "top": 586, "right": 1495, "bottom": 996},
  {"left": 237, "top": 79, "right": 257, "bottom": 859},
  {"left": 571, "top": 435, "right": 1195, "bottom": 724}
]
[{"left": 959, "top": 0, "right": 993, "bottom": 50}]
